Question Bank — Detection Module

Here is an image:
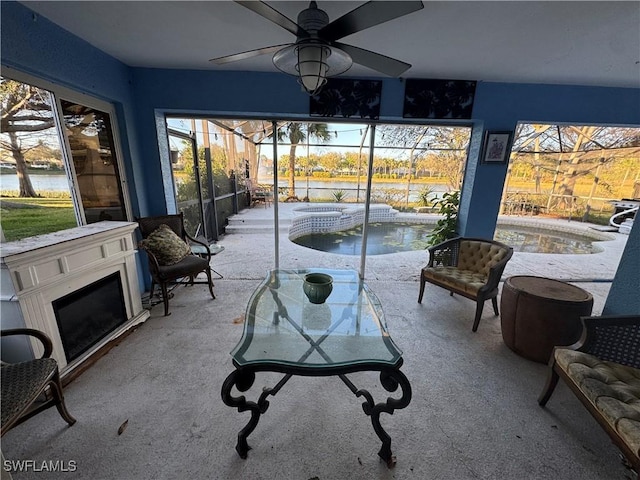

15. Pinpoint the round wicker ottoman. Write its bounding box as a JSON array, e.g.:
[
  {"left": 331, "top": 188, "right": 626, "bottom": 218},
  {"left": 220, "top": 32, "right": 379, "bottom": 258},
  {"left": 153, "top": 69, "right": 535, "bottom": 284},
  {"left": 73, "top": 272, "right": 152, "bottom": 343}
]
[{"left": 500, "top": 276, "right": 594, "bottom": 363}]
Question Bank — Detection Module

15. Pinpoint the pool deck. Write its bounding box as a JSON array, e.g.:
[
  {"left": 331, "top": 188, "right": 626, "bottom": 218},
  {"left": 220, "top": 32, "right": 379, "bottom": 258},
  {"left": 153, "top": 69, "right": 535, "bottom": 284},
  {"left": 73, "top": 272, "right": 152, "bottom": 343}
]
[{"left": 221, "top": 202, "right": 629, "bottom": 315}]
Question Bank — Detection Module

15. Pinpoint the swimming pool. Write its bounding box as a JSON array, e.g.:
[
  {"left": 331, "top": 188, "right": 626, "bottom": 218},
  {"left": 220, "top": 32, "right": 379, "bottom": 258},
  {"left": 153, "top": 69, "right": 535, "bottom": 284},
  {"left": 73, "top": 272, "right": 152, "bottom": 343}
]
[
  {"left": 291, "top": 222, "right": 612, "bottom": 255},
  {"left": 494, "top": 226, "right": 607, "bottom": 254}
]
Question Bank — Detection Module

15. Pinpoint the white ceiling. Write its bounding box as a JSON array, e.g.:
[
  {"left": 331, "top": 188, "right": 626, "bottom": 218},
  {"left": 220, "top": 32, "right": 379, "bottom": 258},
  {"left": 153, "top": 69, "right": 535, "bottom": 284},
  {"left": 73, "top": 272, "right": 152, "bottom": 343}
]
[{"left": 20, "top": 1, "right": 640, "bottom": 88}]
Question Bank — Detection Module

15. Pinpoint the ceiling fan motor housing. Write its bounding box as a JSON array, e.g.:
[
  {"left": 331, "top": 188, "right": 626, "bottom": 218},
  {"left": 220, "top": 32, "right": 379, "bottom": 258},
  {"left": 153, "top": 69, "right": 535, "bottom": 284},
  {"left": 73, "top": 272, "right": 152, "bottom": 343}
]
[{"left": 297, "top": 1, "right": 329, "bottom": 37}]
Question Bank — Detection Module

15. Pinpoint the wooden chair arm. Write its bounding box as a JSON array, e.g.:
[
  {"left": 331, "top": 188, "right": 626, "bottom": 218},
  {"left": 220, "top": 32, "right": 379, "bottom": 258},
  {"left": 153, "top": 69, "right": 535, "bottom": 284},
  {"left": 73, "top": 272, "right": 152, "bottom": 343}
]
[
  {"left": 1, "top": 328, "right": 53, "bottom": 359},
  {"left": 426, "top": 237, "right": 461, "bottom": 267},
  {"left": 138, "top": 243, "right": 162, "bottom": 273},
  {"left": 184, "top": 233, "right": 211, "bottom": 261}
]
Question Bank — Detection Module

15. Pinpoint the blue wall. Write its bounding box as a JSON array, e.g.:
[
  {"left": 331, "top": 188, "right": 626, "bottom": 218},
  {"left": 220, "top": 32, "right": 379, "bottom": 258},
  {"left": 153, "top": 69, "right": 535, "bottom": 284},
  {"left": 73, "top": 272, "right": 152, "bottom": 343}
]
[
  {"left": 1, "top": 1, "right": 147, "bottom": 215},
  {"left": 2, "top": 1, "right": 639, "bottom": 314}
]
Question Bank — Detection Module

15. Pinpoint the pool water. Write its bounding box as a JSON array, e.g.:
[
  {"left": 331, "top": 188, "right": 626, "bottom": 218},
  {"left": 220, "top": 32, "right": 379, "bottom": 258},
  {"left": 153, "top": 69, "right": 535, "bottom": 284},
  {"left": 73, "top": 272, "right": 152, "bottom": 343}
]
[
  {"left": 292, "top": 222, "right": 602, "bottom": 255},
  {"left": 494, "top": 227, "right": 601, "bottom": 254},
  {"left": 294, "top": 223, "right": 431, "bottom": 255}
]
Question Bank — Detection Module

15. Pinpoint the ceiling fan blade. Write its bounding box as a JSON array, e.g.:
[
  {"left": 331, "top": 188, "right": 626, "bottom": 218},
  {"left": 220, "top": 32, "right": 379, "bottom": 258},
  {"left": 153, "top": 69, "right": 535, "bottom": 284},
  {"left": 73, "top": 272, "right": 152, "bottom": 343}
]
[
  {"left": 235, "top": 1, "right": 307, "bottom": 37},
  {"left": 320, "top": 1, "right": 424, "bottom": 41},
  {"left": 334, "top": 42, "right": 411, "bottom": 77},
  {"left": 209, "top": 44, "right": 290, "bottom": 65}
]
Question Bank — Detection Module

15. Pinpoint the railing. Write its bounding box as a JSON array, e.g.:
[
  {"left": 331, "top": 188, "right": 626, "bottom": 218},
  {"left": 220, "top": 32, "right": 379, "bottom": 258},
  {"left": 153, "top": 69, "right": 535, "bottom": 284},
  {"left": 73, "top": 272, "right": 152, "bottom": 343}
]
[{"left": 500, "top": 191, "right": 617, "bottom": 222}]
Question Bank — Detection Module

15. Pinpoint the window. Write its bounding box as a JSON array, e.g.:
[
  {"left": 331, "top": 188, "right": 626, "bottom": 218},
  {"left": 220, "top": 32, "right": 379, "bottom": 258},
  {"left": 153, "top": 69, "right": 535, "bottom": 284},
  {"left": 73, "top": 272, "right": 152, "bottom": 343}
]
[
  {"left": 164, "top": 116, "right": 471, "bottom": 270},
  {"left": 60, "top": 100, "right": 127, "bottom": 223},
  {"left": 503, "top": 123, "right": 640, "bottom": 223},
  {"left": 0, "top": 71, "right": 130, "bottom": 241}
]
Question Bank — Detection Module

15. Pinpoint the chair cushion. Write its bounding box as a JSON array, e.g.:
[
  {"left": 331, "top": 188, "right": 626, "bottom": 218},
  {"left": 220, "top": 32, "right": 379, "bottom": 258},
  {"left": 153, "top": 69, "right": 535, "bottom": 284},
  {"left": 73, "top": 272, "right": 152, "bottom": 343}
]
[
  {"left": 423, "top": 266, "right": 487, "bottom": 295},
  {"left": 555, "top": 348, "right": 640, "bottom": 457},
  {"left": 1, "top": 358, "right": 57, "bottom": 430},
  {"left": 139, "top": 224, "right": 191, "bottom": 266},
  {"left": 457, "top": 241, "right": 508, "bottom": 276},
  {"left": 155, "top": 254, "right": 210, "bottom": 281}
]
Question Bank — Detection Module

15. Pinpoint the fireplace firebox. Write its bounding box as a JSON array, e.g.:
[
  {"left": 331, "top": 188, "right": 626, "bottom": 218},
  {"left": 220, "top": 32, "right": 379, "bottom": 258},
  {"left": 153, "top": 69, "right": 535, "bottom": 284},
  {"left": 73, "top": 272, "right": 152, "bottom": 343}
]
[{"left": 53, "top": 272, "right": 127, "bottom": 362}]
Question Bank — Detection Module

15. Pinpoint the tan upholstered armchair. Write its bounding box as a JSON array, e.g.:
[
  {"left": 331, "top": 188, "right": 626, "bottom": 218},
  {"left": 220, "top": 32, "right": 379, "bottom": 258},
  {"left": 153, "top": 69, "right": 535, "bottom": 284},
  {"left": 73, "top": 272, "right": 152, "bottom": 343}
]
[{"left": 418, "top": 237, "right": 513, "bottom": 332}]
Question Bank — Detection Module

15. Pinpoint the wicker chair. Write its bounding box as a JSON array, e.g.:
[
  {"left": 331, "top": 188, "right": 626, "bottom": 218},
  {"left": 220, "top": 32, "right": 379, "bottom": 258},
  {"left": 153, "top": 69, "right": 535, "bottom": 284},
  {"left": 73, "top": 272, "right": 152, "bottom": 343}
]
[
  {"left": 418, "top": 237, "right": 513, "bottom": 332},
  {"left": 538, "top": 315, "right": 640, "bottom": 472},
  {"left": 136, "top": 213, "right": 215, "bottom": 316},
  {"left": 1, "top": 328, "right": 76, "bottom": 436}
]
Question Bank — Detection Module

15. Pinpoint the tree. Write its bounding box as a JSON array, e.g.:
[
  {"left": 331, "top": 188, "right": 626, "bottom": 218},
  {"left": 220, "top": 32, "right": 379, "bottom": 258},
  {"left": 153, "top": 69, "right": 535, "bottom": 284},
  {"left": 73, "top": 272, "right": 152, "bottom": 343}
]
[
  {"left": 23, "top": 140, "right": 62, "bottom": 166},
  {"left": 0, "top": 78, "right": 56, "bottom": 197},
  {"left": 321, "top": 151, "right": 342, "bottom": 175},
  {"left": 425, "top": 128, "right": 469, "bottom": 190},
  {"left": 555, "top": 126, "right": 596, "bottom": 206},
  {"left": 278, "top": 123, "right": 333, "bottom": 198},
  {"left": 377, "top": 125, "right": 470, "bottom": 190},
  {"left": 343, "top": 151, "right": 360, "bottom": 174},
  {"left": 508, "top": 124, "right": 640, "bottom": 213}
]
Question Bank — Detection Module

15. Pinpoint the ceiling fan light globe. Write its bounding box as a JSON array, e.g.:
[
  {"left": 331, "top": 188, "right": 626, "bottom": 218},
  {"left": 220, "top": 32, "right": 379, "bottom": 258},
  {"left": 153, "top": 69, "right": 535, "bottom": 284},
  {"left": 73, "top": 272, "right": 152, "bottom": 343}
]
[
  {"left": 273, "top": 45, "right": 300, "bottom": 75},
  {"left": 272, "top": 42, "right": 352, "bottom": 95},
  {"left": 297, "top": 44, "right": 329, "bottom": 94}
]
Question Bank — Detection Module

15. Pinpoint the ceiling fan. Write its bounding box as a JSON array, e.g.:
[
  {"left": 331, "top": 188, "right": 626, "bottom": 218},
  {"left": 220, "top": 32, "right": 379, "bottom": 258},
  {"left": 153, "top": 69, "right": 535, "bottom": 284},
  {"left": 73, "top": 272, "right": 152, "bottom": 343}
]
[{"left": 210, "top": 1, "right": 424, "bottom": 94}]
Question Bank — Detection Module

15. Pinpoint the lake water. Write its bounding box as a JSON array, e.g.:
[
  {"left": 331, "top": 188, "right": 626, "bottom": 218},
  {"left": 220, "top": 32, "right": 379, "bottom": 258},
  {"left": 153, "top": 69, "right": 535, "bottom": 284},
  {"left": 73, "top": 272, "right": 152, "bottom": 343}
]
[
  {"left": 0, "top": 174, "right": 71, "bottom": 192},
  {"left": 264, "top": 178, "right": 447, "bottom": 202},
  {"left": 0, "top": 173, "right": 445, "bottom": 203}
]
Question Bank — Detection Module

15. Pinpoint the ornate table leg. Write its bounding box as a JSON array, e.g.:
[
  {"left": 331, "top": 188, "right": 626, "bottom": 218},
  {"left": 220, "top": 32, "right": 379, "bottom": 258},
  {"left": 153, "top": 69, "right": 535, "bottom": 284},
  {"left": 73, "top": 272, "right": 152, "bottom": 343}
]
[
  {"left": 221, "top": 368, "right": 291, "bottom": 459},
  {"left": 342, "top": 368, "right": 412, "bottom": 467},
  {"left": 221, "top": 368, "right": 271, "bottom": 458}
]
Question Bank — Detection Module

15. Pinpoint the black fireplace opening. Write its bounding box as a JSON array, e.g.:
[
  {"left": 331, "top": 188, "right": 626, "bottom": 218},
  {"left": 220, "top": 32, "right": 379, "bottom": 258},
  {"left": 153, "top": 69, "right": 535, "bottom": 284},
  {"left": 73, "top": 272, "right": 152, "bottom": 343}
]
[{"left": 53, "top": 272, "right": 128, "bottom": 362}]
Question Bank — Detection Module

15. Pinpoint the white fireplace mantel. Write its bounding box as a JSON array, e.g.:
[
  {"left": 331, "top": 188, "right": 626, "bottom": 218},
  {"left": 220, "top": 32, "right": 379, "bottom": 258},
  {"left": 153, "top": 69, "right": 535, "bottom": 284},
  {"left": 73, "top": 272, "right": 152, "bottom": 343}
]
[{"left": 0, "top": 221, "right": 150, "bottom": 376}]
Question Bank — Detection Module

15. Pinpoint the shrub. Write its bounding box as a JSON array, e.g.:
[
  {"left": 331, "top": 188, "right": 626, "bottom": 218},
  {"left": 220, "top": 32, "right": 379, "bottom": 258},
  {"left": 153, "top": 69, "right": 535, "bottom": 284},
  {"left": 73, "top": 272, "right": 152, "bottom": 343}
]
[
  {"left": 332, "top": 189, "right": 348, "bottom": 202},
  {"left": 427, "top": 190, "right": 460, "bottom": 246},
  {"left": 417, "top": 186, "right": 435, "bottom": 207}
]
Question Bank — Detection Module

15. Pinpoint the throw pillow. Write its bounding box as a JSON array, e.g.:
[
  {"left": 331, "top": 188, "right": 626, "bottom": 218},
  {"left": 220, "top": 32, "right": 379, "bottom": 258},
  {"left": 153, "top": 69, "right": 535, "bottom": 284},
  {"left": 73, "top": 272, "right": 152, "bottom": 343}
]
[{"left": 139, "top": 224, "right": 191, "bottom": 266}]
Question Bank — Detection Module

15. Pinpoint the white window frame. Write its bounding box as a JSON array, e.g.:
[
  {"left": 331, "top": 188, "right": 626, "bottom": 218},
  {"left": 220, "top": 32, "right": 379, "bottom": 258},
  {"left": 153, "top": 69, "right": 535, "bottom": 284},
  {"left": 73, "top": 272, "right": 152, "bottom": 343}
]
[{"left": 2, "top": 66, "right": 133, "bottom": 224}]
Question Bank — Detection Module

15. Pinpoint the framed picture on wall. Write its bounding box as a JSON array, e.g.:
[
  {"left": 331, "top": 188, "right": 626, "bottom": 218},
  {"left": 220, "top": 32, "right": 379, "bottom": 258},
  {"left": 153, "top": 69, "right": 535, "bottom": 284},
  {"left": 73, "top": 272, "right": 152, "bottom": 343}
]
[{"left": 481, "top": 131, "right": 513, "bottom": 164}]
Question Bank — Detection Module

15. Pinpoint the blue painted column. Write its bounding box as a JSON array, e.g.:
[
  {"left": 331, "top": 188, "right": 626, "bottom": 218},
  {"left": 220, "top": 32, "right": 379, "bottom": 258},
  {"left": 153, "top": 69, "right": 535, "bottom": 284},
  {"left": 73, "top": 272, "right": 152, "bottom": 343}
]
[
  {"left": 458, "top": 121, "right": 514, "bottom": 239},
  {"left": 603, "top": 220, "right": 640, "bottom": 315}
]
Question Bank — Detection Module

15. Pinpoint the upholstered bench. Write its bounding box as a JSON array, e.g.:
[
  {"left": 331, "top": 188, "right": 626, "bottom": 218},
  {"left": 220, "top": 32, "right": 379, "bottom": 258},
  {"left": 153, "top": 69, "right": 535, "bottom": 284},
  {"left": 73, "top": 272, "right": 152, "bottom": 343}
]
[
  {"left": 539, "top": 315, "right": 640, "bottom": 472},
  {"left": 418, "top": 237, "right": 513, "bottom": 332}
]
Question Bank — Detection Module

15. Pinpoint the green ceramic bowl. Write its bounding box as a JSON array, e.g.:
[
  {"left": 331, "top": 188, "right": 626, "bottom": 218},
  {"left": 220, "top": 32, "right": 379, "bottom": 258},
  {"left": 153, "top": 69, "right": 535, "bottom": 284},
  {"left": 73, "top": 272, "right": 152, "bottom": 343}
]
[{"left": 303, "top": 273, "right": 333, "bottom": 304}]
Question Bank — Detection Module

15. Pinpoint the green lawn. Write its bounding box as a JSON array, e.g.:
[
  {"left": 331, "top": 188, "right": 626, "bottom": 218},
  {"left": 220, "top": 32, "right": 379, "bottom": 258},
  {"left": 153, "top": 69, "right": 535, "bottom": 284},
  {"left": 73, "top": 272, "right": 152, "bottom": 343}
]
[{"left": 1, "top": 197, "right": 77, "bottom": 241}]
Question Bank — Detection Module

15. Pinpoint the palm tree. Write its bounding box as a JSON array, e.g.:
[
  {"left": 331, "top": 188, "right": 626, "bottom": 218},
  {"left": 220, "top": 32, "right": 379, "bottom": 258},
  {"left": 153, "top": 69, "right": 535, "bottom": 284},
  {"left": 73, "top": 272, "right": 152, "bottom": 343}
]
[{"left": 280, "top": 123, "right": 333, "bottom": 199}]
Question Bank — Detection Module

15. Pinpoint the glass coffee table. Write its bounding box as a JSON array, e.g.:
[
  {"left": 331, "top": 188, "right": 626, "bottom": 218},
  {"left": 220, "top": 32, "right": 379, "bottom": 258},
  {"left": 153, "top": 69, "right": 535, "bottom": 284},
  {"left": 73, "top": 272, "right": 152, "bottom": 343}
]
[{"left": 221, "top": 268, "right": 412, "bottom": 467}]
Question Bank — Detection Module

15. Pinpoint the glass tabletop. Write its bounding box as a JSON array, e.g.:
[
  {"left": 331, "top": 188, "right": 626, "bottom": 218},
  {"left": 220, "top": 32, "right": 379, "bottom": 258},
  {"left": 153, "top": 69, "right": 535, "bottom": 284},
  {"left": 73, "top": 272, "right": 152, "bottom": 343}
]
[{"left": 231, "top": 268, "right": 403, "bottom": 369}]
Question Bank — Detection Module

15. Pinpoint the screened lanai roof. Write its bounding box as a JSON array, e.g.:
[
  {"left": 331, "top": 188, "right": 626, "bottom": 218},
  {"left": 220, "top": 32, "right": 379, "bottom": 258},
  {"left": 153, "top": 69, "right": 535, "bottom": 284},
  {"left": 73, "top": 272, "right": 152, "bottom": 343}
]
[{"left": 512, "top": 124, "right": 640, "bottom": 158}]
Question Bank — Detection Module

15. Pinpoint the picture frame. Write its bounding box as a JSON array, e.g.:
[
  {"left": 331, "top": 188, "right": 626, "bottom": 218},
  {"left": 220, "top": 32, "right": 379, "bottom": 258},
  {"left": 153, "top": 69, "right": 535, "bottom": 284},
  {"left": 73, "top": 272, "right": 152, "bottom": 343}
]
[{"left": 481, "top": 131, "right": 513, "bottom": 164}]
